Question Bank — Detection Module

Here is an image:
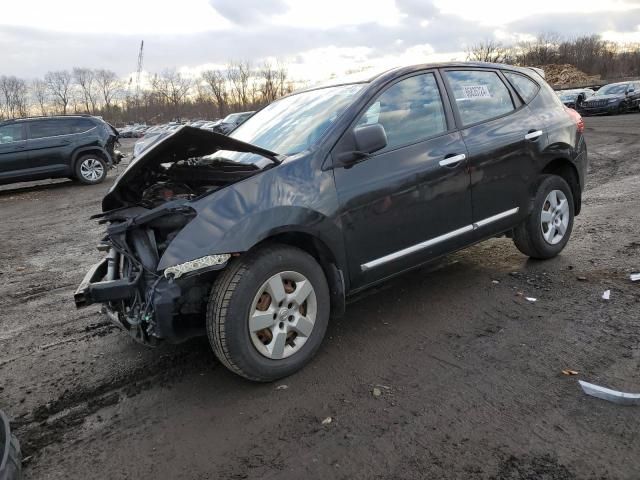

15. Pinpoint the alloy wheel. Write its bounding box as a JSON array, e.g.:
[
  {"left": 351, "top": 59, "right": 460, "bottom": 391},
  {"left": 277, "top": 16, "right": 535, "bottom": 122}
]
[{"left": 80, "top": 158, "right": 104, "bottom": 182}]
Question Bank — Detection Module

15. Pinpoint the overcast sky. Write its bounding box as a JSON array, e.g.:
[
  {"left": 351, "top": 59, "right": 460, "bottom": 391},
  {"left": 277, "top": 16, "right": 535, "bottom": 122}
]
[{"left": 2, "top": 0, "right": 639, "bottom": 81}]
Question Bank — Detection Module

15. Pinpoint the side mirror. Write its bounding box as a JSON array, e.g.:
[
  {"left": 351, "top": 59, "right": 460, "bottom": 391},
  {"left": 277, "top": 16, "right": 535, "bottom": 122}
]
[
  {"left": 332, "top": 123, "right": 388, "bottom": 169},
  {"left": 353, "top": 123, "right": 387, "bottom": 155}
]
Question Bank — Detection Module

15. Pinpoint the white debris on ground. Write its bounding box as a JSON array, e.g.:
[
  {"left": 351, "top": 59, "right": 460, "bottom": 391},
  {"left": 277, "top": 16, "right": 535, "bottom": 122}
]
[{"left": 602, "top": 290, "right": 611, "bottom": 300}]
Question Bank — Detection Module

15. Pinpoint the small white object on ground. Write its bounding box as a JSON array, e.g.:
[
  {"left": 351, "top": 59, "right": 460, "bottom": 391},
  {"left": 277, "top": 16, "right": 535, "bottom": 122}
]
[
  {"left": 602, "top": 290, "right": 611, "bottom": 300},
  {"left": 321, "top": 417, "right": 332, "bottom": 425},
  {"left": 372, "top": 387, "right": 382, "bottom": 397},
  {"left": 276, "top": 384, "right": 288, "bottom": 390},
  {"left": 525, "top": 297, "right": 537, "bottom": 302},
  {"left": 492, "top": 280, "right": 500, "bottom": 284},
  {"left": 630, "top": 273, "right": 640, "bottom": 282},
  {"left": 579, "top": 380, "right": 640, "bottom": 406}
]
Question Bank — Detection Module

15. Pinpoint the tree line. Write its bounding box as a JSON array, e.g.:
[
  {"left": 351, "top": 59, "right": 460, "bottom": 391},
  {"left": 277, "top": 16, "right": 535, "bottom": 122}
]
[
  {"left": 466, "top": 34, "right": 640, "bottom": 81},
  {"left": 0, "top": 61, "right": 295, "bottom": 125}
]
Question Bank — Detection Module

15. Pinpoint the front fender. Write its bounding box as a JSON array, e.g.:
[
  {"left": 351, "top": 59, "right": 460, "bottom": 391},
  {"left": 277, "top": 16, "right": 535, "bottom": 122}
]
[{"left": 156, "top": 156, "right": 344, "bottom": 272}]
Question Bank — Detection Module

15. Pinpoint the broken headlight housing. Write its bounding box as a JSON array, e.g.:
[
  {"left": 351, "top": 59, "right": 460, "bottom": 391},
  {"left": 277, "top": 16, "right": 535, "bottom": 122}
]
[{"left": 164, "top": 254, "right": 231, "bottom": 279}]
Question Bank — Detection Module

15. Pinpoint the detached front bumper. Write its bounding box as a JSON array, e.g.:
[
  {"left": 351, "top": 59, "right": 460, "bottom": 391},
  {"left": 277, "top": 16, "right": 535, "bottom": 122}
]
[
  {"left": 74, "top": 258, "right": 137, "bottom": 308},
  {"left": 74, "top": 254, "right": 197, "bottom": 344}
]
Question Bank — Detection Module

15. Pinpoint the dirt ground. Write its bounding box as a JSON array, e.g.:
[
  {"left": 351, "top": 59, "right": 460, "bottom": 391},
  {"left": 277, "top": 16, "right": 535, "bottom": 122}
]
[{"left": 1, "top": 116, "right": 639, "bottom": 480}]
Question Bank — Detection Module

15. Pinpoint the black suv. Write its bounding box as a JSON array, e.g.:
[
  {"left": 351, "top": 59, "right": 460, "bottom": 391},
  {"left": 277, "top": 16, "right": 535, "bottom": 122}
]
[
  {"left": 0, "top": 115, "right": 120, "bottom": 186},
  {"left": 581, "top": 81, "right": 640, "bottom": 115},
  {"left": 76, "top": 62, "right": 587, "bottom": 381}
]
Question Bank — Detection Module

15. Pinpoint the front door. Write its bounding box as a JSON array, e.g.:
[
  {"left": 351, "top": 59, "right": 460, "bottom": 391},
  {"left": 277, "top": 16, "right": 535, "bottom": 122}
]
[
  {"left": 0, "top": 123, "right": 28, "bottom": 180},
  {"left": 332, "top": 71, "right": 473, "bottom": 289}
]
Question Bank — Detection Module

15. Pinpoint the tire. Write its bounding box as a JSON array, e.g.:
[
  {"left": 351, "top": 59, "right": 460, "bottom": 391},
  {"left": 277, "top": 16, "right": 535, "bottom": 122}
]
[
  {"left": 74, "top": 154, "right": 107, "bottom": 185},
  {"left": 207, "top": 244, "right": 330, "bottom": 381},
  {"left": 512, "top": 175, "right": 575, "bottom": 259}
]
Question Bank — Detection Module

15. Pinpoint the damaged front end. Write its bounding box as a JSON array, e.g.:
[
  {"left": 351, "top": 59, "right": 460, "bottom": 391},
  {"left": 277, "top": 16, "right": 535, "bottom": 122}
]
[{"left": 74, "top": 126, "right": 281, "bottom": 345}]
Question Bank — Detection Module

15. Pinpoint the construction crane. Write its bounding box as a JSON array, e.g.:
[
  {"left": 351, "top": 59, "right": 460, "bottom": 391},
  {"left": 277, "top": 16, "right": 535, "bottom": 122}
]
[{"left": 135, "top": 40, "right": 144, "bottom": 107}]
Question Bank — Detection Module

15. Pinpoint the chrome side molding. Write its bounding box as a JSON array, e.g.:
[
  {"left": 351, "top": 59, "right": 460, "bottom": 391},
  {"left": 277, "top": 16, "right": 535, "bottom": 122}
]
[{"left": 361, "top": 207, "right": 519, "bottom": 271}]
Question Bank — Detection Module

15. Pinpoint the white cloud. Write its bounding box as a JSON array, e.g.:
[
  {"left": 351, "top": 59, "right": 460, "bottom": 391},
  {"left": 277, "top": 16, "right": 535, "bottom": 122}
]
[
  {"left": 433, "top": 0, "right": 638, "bottom": 26},
  {"left": 0, "top": 0, "right": 232, "bottom": 34}
]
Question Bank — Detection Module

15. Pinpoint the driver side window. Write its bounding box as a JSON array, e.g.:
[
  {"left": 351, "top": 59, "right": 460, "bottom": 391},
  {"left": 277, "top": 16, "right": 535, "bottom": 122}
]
[{"left": 357, "top": 73, "right": 447, "bottom": 152}]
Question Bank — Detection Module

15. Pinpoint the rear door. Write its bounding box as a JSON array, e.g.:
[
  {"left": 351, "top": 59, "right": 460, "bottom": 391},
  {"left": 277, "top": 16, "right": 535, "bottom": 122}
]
[
  {"left": 442, "top": 68, "right": 546, "bottom": 237},
  {"left": 0, "top": 122, "right": 28, "bottom": 178},
  {"left": 25, "top": 118, "right": 75, "bottom": 174},
  {"left": 332, "top": 71, "right": 473, "bottom": 289}
]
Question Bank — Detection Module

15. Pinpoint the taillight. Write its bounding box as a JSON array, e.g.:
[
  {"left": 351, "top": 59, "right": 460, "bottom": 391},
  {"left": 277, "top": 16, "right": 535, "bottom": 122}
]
[{"left": 564, "top": 106, "right": 584, "bottom": 133}]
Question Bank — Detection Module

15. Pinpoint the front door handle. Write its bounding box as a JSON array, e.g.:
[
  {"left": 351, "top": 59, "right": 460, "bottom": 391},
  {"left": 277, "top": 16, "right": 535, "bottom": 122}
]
[
  {"left": 439, "top": 153, "right": 466, "bottom": 167},
  {"left": 525, "top": 130, "right": 543, "bottom": 141}
]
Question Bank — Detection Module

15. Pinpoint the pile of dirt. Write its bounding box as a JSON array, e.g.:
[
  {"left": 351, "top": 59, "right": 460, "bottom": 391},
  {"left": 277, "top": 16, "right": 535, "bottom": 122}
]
[{"left": 539, "top": 64, "right": 601, "bottom": 86}]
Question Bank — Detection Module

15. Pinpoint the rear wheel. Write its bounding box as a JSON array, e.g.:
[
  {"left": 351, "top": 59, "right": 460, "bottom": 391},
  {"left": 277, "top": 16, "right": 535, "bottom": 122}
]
[
  {"left": 75, "top": 154, "right": 107, "bottom": 184},
  {"left": 206, "top": 244, "right": 330, "bottom": 381},
  {"left": 512, "top": 175, "right": 575, "bottom": 259}
]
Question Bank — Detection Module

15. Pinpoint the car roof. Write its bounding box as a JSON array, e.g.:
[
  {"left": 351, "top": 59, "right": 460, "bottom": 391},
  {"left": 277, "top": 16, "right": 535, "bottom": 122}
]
[
  {"left": 297, "top": 61, "right": 541, "bottom": 95},
  {"left": 0, "top": 115, "right": 100, "bottom": 127}
]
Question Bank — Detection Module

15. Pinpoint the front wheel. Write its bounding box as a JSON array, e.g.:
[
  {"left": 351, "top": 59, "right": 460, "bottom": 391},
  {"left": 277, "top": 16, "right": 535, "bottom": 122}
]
[
  {"left": 207, "top": 244, "right": 330, "bottom": 381},
  {"left": 512, "top": 175, "right": 575, "bottom": 259}
]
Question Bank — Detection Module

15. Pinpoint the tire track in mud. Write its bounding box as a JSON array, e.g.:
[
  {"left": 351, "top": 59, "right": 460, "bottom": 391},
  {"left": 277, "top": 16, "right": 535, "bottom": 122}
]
[{"left": 13, "top": 338, "right": 216, "bottom": 457}]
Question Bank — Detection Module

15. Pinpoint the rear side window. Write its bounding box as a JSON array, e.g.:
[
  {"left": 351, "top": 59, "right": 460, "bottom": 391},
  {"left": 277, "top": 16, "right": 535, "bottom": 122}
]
[
  {"left": 357, "top": 72, "right": 447, "bottom": 151},
  {"left": 504, "top": 72, "right": 539, "bottom": 103},
  {"left": 70, "top": 118, "right": 96, "bottom": 133},
  {"left": 444, "top": 70, "right": 515, "bottom": 126},
  {"left": 0, "top": 124, "right": 24, "bottom": 144},
  {"left": 29, "top": 119, "right": 72, "bottom": 139}
]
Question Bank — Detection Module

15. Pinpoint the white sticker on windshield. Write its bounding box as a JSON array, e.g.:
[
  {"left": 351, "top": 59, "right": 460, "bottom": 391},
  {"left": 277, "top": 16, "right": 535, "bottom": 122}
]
[{"left": 462, "top": 85, "right": 491, "bottom": 99}]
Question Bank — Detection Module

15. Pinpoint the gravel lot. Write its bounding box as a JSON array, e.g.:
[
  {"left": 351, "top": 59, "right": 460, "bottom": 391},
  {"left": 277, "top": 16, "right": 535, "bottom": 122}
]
[{"left": 1, "top": 116, "right": 639, "bottom": 479}]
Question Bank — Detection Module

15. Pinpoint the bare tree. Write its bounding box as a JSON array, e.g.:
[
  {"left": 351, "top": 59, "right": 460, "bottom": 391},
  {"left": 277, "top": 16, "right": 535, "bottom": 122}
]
[
  {"left": 31, "top": 79, "right": 49, "bottom": 116},
  {"left": 73, "top": 67, "right": 98, "bottom": 113},
  {"left": 45, "top": 70, "right": 72, "bottom": 114},
  {"left": 94, "top": 69, "right": 120, "bottom": 111},
  {"left": 466, "top": 39, "right": 509, "bottom": 63},
  {"left": 227, "top": 61, "right": 252, "bottom": 109},
  {"left": 201, "top": 69, "right": 229, "bottom": 117},
  {"left": 0, "top": 76, "right": 29, "bottom": 119},
  {"left": 150, "top": 70, "right": 192, "bottom": 115}
]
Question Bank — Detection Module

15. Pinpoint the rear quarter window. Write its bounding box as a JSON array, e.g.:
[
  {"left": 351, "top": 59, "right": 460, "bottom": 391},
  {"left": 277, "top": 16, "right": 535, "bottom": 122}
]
[
  {"left": 444, "top": 70, "right": 515, "bottom": 126},
  {"left": 70, "top": 118, "right": 96, "bottom": 133},
  {"left": 28, "top": 119, "right": 73, "bottom": 139},
  {"left": 503, "top": 72, "right": 540, "bottom": 104}
]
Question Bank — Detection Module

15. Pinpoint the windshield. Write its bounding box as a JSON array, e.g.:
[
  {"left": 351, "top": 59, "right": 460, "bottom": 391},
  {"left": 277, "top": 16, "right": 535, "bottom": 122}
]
[
  {"left": 596, "top": 84, "right": 628, "bottom": 96},
  {"left": 227, "top": 84, "right": 364, "bottom": 156}
]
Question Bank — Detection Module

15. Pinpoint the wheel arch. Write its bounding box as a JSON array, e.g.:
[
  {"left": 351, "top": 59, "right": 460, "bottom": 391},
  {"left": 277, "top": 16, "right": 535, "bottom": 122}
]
[
  {"left": 72, "top": 146, "right": 112, "bottom": 172},
  {"left": 541, "top": 158, "right": 582, "bottom": 215},
  {"left": 250, "top": 230, "right": 347, "bottom": 318}
]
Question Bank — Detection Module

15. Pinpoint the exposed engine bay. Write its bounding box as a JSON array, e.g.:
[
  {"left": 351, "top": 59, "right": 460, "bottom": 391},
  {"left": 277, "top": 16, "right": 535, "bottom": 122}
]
[{"left": 138, "top": 157, "right": 262, "bottom": 208}]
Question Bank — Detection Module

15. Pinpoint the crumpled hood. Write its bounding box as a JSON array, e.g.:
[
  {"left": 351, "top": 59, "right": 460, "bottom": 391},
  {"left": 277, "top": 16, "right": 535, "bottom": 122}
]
[
  {"left": 584, "top": 94, "right": 623, "bottom": 103},
  {"left": 103, "top": 126, "right": 280, "bottom": 211}
]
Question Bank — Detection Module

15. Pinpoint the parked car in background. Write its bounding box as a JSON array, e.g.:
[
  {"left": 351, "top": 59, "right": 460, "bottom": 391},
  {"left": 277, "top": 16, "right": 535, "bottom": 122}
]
[
  {"left": 0, "top": 115, "right": 121, "bottom": 185},
  {"left": 76, "top": 62, "right": 587, "bottom": 382},
  {"left": 213, "top": 111, "right": 255, "bottom": 134},
  {"left": 200, "top": 120, "right": 222, "bottom": 132},
  {"left": 581, "top": 81, "right": 640, "bottom": 115},
  {"left": 556, "top": 88, "right": 594, "bottom": 110}
]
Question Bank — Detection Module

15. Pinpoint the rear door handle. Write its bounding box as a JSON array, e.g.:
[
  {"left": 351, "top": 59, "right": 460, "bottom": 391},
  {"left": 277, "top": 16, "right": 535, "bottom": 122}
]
[
  {"left": 439, "top": 153, "right": 466, "bottom": 167},
  {"left": 525, "top": 130, "right": 543, "bottom": 140}
]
